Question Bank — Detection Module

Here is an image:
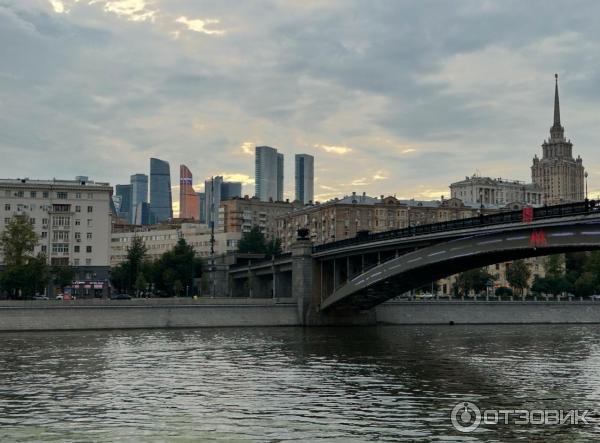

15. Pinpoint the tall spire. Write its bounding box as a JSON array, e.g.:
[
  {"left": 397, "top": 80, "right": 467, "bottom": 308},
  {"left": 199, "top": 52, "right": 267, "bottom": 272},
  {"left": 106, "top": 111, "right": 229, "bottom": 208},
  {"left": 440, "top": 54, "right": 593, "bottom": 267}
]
[{"left": 553, "top": 73, "right": 561, "bottom": 127}]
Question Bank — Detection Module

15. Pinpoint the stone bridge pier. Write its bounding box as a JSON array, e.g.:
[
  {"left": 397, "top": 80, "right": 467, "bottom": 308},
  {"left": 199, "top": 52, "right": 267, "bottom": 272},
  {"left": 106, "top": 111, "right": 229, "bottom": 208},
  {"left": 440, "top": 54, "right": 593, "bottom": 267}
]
[{"left": 291, "top": 239, "right": 376, "bottom": 326}]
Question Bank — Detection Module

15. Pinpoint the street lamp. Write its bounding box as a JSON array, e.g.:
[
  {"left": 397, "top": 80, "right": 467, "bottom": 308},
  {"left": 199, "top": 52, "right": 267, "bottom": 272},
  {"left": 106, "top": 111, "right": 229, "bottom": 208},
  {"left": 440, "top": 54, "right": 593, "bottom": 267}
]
[{"left": 585, "top": 171, "right": 589, "bottom": 200}]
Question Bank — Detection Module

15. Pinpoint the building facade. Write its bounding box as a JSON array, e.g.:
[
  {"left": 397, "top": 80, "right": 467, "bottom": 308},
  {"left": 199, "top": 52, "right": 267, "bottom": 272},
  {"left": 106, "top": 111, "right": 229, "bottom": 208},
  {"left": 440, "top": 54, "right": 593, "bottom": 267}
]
[
  {"left": 110, "top": 223, "right": 241, "bottom": 266},
  {"left": 276, "top": 193, "right": 409, "bottom": 251},
  {"left": 295, "top": 154, "right": 314, "bottom": 204},
  {"left": 0, "top": 177, "right": 112, "bottom": 296},
  {"left": 149, "top": 158, "right": 173, "bottom": 223},
  {"left": 450, "top": 176, "right": 543, "bottom": 207},
  {"left": 532, "top": 75, "right": 585, "bottom": 204},
  {"left": 130, "top": 173, "right": 148, "bottom": 223},
  {"left": 219, "top": 196, "right": 297, "bottom": 240},
  {"left": 255, "top": 146, "right": 284, "bottom": 202},
  {"left": 179, "top": 165, "right": 200, "bottom": 220}
]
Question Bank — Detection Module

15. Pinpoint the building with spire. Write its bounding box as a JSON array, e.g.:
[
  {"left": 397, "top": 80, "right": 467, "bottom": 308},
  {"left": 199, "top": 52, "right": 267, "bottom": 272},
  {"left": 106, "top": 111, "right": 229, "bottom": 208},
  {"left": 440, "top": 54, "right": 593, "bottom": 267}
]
[{"left": 532, "top": 74, "right": 585, "bottom": 204}]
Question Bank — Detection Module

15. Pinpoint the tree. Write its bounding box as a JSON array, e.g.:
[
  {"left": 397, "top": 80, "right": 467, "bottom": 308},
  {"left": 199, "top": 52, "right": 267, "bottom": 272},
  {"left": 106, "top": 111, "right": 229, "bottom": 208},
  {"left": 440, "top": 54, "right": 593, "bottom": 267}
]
[
  {"left": 0, "top": 216, "right": 49, "bottom": 298},
  {"left": 455, "top": 268, "right": 494, "bottom": 296},
  {"left": 152, "top": 238, "right": 202, "bottom": 296},
  {"left": 266, "top": 238, "right": 282, "bottom": 256},
  {"left": 0, "top": 215, "right": 38, "bottom": 266},
  {"left": 506, "top": 260, "right": 531, "bottom": 295},
  {"left": 52, "top": 265, "right": 75, "bottom": 291},
  {"left": 544, "top": 254, "right": 564, "bottom": 278},
  {"left": 135, "top": 273, "right": 148, "bottom": 297},
  {"left": 237, "top": 226, "right": 268, "bottom": 254},
  {"left": 109, "top": 236, "right": 148, "bottom": 294}
]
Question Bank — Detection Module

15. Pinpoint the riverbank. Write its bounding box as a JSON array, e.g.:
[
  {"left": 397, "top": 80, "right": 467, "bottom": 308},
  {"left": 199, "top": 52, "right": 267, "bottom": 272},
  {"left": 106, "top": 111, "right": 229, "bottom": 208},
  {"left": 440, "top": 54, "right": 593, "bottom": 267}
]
[
  {"left": 0, "top": 298, "right": 299, "bottom": 331},
  {"left": 3, "top": 299, "right": 600, "bottom": 330}
]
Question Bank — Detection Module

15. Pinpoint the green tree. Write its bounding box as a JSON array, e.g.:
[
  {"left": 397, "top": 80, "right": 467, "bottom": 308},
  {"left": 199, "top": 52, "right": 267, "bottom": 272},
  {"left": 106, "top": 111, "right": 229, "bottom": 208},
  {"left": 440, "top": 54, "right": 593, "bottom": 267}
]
[
  {"left": 0, "top": 215, "right": 38, "bottom": 266},
  {"left": 0, "top": 215, "right": 49, "bottom": 298},
  {"left": 109, "top": 236, "right": 148, "bottom": 294},
  {"left": 52, "top": 265, "right": 75, "bottom": 291},
  {"left": 152, "top": 239, "right": 201, "bottom": 296},
  {"left": 135, "top": 273, "right": 148, "bottom": 297},
  {"left": 237, "top": 226, "right": 268, "bottom": 254},
  {"left": 455, "top": 268, "right": 494, "bottom": 296},
  {"left": 544, "top": 254, "right": 564, "bottom": 278},
  {"left": 506, "top": 260, "right": 531, "bottom": 295}
]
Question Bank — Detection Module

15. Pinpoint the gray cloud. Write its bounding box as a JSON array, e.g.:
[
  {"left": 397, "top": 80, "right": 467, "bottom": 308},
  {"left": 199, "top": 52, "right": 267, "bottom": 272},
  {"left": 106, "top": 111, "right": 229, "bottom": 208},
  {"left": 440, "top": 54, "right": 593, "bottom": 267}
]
[{"left": 1, "top": 0, "right": 600, "bottom": 203}]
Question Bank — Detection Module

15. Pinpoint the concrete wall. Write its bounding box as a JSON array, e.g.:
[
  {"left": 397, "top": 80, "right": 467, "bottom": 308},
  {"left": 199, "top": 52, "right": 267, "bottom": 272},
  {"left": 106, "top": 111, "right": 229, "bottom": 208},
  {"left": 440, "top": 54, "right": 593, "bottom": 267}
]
[
  {"left": 376, "top": 301, "right": 600, "bottom": 324},
  {"left": 0, "top": 298, "right": 299, "bottom": 331}
]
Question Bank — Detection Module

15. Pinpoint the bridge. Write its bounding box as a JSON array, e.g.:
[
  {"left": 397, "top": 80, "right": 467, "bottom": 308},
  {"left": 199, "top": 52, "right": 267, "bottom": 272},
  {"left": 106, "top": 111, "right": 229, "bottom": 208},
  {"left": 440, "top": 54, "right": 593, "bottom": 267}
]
[{"left": 227, "top": 200, "right": 600, "bottom": 324}]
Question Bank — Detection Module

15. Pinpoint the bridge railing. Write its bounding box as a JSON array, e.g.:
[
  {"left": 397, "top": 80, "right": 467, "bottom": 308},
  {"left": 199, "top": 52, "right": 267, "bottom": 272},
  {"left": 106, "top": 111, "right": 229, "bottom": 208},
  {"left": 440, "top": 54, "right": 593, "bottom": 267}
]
[{"left": 313, "top": 200, "right": 598, "bottom": 253}]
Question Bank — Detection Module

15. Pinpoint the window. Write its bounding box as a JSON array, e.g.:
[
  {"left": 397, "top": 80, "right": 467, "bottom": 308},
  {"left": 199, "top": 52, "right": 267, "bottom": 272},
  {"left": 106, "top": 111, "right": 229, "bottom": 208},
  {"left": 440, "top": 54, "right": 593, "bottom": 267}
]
[
  {"left": 4, "top": 218, "right": 10, "bottom": 224},
  {"left": 53, "top": 231, "right": 70, "bottom": 241},
  {"left": 30, "top": 191, "right": 36, "bottom": 198},
  {"left": 75, "top": 219, "right": 81, "bottom": 226},
  {"left": 75, "top": 192, "right": 81, "bottom": 199},
  {"left": 86, "top": 246, "right": 92, "bottom": 253},
  {"left": 56, "top": 192, "right": 68, "bottom": 199},
  {"left": 42, "top": 218, "right": 49, "bottom": 226},
  {"left": 87, "top": 206, "right": 93, "bottom": 213},
  {"left": 16, "top": 191, "right": 24, "bottom": 198},
  {"left": 74, "top": 259, "right": 80, "bottom": 266},
  {"left": 87, "top": 219, "right": 93, "bottom": 227},
  {"left": 87, "top": 193, "right": 93, "bottom": 199},
  {"left": 75, "top": 232, "right": 81, "bottom": 240},
  {"left": 74, "top": 246, "right": 80, "bottom": 253},
  {"left": 4, "top": 204, "right": 9, "bottom": 211},
  {"left": 52, "top": 243, "right": 69, "bottom": 254},
  {"left": 30, "top": 218, "right": 35, "bottom": 225},
  {"left": 85, "top": 258, "right": 92, "bottom": 265},
  {"left": 75, "top": 205, "right": 81, "bottom": 212},
  {"left": 86, "top": 232, "right": 92, "bottom": 239},
  {"left": 52, "top": 215, "right": 70, "bottom": 227},
  {"left": 41, "top": 231, "right": 47, "bottom": 238},
  {"left": 43, "top": 191, "right": 49, "bottom": 198}
]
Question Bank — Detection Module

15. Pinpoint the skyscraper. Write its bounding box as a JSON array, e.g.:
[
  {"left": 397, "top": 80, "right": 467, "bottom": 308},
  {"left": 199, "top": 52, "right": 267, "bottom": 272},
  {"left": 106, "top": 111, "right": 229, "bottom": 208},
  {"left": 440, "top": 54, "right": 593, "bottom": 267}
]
[
  {"left": 115, "top": 184, "right": 132, "bottom": 222},
  {"left": 198, "top": 192, "right": 206, "bottom": 223},
  {"left": 295, "top": 154, "right": 314, "bottom": 204},
  {"left": 531, "top": 74, "right": 585, "bottom": 204},
  {"left": 255, "top": 146, "right": 284, "bottom": 201},
  {"left": 149, "top": 158, "right": 173, "bottom": 223},
  {"left": 204, "top": 176, "right": 242, "bottom": 229},
  {"left": 179, "top": 164, "right": 200, "bottom": 220},
  {"left": 130, "top": 173, "right": 148, "bottom": 223}
]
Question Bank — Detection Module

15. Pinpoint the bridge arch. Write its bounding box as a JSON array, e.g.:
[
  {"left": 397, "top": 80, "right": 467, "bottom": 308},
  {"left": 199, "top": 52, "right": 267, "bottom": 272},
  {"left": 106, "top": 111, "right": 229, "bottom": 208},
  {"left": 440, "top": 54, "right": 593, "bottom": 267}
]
[{"left": 320, "top": 221, "right": 600, "bottom": 311}]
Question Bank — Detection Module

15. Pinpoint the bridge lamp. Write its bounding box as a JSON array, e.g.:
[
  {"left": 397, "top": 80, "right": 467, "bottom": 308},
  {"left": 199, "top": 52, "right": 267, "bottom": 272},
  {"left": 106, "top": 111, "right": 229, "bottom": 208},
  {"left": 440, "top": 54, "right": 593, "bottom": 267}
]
[{"left": 585, "top": 172, "right": 589, "bottom": 200}]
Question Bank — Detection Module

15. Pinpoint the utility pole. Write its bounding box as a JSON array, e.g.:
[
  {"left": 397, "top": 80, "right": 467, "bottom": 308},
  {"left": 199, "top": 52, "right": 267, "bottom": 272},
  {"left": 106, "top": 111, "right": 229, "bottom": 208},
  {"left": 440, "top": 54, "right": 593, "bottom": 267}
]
[{"left": 210, "top": 176, "right": 216, "bottom": 298}]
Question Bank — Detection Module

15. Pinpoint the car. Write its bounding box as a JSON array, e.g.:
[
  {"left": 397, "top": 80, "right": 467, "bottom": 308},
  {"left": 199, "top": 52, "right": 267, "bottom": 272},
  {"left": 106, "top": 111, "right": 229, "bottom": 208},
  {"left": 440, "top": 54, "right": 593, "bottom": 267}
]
[
  {"left": 56, "top": 294, "right": 74, "bottom": 300},
  {"left": 589, "top": 294, "right": 600, "bottom": 301},
  {"left": 110, "top": 293, "right": 132, "bottom": 300},
  {"left": 32, "top": 295, "right": 49, "bottom": 300}
]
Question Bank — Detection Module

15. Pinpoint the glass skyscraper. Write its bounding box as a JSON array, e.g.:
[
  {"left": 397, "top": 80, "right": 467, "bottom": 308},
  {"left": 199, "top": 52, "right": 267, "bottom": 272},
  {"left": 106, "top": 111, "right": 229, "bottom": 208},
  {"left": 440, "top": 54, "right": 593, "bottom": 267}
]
[
  {"left": 115, "top": 184, "right": 132, "bottom": 222},
  {"left": 295, "top": 154, "right": 314, "bottom": 204},
  {"left": 130, "top": 173, "right": 148, "bottom": 223},
  {"left": 149, "top": 158, "right": 173, "bottom": 223},
  {"left": 255, "top": 146, "right": 284, "bottom": 201}
]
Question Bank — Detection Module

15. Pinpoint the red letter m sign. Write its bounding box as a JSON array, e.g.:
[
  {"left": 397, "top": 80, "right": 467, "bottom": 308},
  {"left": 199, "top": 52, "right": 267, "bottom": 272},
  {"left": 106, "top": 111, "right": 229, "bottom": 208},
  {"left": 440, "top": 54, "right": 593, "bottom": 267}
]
[{"left": 530, "top": 229, "right": 547, "bottom": 247}]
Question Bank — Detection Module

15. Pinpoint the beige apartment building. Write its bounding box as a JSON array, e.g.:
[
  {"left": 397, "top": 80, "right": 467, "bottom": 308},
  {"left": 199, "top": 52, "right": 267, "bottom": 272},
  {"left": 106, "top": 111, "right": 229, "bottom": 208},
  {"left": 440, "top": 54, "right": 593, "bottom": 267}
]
[
  {"left": 276, "top": 193, "right": 409, "bottom": 251},
  {"left": 219, "top": 196, "right": 298, "bottom": 240},
  {"left": 110, "top": 222, "right": 241, "bottom": 266}
]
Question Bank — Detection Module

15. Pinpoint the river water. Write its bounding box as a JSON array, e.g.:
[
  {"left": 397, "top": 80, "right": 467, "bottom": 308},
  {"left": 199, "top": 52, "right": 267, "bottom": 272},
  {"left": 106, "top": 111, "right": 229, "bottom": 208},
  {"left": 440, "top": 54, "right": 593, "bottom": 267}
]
[{"left": 1, "top": 325, "right": 599, "bottom": 442}]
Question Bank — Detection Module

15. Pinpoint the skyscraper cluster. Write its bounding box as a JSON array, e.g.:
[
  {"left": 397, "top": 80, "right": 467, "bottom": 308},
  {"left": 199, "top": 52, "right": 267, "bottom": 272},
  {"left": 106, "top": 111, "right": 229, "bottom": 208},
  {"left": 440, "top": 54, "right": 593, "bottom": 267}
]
[{"left": 255, "top": 146, "right": 314, "bottom": 204}]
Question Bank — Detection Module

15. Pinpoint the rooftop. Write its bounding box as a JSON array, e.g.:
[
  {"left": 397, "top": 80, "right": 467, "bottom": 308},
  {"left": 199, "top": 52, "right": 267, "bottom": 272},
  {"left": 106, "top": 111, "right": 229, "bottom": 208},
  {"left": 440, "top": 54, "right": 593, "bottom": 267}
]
[{"left": 0, "top": 177, "right": 111, "bottom": 188}]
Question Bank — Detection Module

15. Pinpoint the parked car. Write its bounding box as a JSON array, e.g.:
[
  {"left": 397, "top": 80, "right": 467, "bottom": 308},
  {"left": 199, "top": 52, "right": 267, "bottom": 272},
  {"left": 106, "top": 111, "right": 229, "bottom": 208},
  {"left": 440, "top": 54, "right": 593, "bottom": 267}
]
[
  {"left": 32, "top": 295, "right": 49, "bottom": 300},
  {"left": 56, "top": 294, "right": 75, "bottom": 300},
  {"left": 589, "top": 294, "right": 600, "bottom": 301},
  {"left": 110, "top": 293, "right": 132, "bottom": 300}
]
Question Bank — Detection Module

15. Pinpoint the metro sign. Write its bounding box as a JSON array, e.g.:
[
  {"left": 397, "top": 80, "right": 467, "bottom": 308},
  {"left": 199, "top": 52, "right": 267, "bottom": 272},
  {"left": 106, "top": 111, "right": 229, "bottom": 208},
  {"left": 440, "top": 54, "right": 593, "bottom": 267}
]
[{"left": 529, "top": 229, "right": 548, "bottom": 247}]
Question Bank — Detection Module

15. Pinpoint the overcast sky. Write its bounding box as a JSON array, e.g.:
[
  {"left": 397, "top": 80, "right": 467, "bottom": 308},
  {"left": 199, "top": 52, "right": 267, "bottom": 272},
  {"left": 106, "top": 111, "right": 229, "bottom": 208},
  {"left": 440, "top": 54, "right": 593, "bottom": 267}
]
[{"left": 2, "top": 0, "right": 600, "bottom": 213}]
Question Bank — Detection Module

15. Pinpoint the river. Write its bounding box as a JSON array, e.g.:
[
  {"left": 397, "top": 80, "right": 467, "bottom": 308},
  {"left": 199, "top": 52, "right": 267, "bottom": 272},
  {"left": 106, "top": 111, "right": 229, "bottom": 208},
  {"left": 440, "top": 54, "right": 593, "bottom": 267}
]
[{"left": 1, "top": 325, "right": 599, "bottom": 442}]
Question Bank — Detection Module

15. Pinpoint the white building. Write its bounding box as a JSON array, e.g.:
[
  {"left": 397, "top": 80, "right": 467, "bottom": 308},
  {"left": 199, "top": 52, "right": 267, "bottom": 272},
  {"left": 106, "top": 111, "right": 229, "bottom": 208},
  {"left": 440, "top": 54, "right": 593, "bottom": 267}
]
[
  {"left": 0, "top": 177, "right": 112, "bottom": 295},
  {"left": 110, "top": 223, "right": 241, "bottom": 266},
  {"left": 450, "top": 175, "right": 544, "bottom": 207}
]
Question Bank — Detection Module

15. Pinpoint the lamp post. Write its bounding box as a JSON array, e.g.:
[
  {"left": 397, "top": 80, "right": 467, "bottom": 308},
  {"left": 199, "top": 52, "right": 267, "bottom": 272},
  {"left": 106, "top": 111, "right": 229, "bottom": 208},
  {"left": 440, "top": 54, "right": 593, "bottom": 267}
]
[{"left": 585, "top": 171, "right": 589, "bottom": 200}]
